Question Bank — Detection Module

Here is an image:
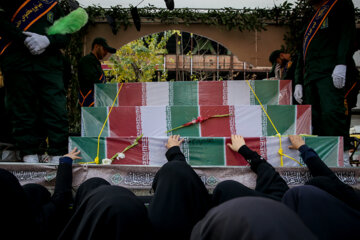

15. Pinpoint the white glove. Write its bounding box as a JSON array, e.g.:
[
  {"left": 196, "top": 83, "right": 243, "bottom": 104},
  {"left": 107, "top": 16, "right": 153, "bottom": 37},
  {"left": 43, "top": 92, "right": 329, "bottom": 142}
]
[
  {"left": 294, "top": 84, "right": 303, "bottom": 104},
  {"left": 23, "top": 31, "right": 50, "bottom": 55},
  {"left": 332, "top": 64, "right": 346, "bottom": 89},
  {"left": 274, "top": 63, "right": 281, "bottom": 79}
]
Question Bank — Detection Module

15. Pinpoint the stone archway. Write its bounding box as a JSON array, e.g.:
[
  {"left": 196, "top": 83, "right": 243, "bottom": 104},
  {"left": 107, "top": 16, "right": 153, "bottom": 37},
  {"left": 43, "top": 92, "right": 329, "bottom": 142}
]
[{"left": 84, "top": 21, "right": 288, "bottom": 67}]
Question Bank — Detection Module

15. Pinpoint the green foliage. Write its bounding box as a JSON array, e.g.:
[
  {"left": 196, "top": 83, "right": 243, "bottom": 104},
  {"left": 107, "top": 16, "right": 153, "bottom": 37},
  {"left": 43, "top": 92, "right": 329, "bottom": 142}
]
[
  {"left": 109, "top": 31, "right": 176, "bottom": 82},
  {"left": 282, "top": 1, "right": 314, "bottom": 55},
  {"left": 82, "top": 1, "right": 359, "bottom": 52}
]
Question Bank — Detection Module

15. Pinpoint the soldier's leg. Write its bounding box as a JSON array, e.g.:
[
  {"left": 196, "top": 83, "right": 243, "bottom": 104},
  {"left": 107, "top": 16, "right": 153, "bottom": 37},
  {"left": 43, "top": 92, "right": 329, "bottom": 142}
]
[
  {"left": 0, "top": 87, "right": 13, "bottom": 144},
  {"left": 316, "top": 76, "right": 346, "bottom": 137},
  {"left": 38, "top": 71, "right": 68, "bottom": 157},
  {"left": 303, "top": 82, "right": 320, "bottom": 135},
  {"left": 344, "top": 70, "right": 360, "bottom": 150},
  {"left": 3, "top": 72, "right": 42, "bottom": 158}
]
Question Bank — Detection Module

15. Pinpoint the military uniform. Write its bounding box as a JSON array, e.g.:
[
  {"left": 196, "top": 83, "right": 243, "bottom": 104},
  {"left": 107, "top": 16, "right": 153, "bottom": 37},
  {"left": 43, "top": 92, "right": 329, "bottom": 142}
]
[
  {"left": 0, "top": 0, "right": 69, "bottom": 157},
  {"left": 282, "top": 56, "right": 297, "bottom": 81},
  {"left": 295, "top": 0, "right": 356, "bottom": 146},
  {"left": 78, "top": 52, "right": 106, "bottom": 107}
]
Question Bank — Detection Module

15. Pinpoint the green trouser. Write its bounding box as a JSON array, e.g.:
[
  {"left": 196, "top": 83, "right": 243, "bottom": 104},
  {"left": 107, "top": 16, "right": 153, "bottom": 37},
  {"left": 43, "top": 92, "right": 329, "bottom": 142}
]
[
  {"left": 3, "top": 70, "right": 68, "bottom": 156},
  {"left": 344, "top": 70, "right": 360, "bottom": 150},
  {"left": 304, "top": 76, "right": 347, "bottom": 140},
  {"left": 0, "top": 87, "right": 13, "bottom": 144}
]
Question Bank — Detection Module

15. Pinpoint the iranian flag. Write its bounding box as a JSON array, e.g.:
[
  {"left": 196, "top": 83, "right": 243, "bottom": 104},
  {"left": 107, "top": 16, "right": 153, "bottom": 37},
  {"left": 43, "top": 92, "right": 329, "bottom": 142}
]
[
  {"left": 94, "top": 80, "right": 292, "bottom": 107},
  {"left": 69, "top": 136, "right": 344, "bottom": 167},
  {"left": 81, "top": 105, "right": 311, "bottom": 138}
]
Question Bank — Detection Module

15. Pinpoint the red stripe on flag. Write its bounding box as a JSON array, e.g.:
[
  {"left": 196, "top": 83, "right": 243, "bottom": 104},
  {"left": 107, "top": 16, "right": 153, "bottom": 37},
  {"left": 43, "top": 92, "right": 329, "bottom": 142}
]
[
  {"left": 296, "top": 105, "right": 312, "bottom": 135},
  {"left": 226, "top": 137, "right": 261, "bottom": 166},
  {"left": 107, "top": 137, "right": 144, "bottom": 165},
  {"left": 338, "top": 137, "right": 344, "bottom": 167},
  {"left": 200, "top": 106, "right": 231, "bottom": 137},
  {"left": 117, "top": 83, "right": 144, "bottom": 106},
  {"left": 109, "top": 107, "right": 138, "bottom": 137},
  {"left": 279, "top": 80, "right": 291, "bottom": 105},
  {"left": 198, "top": 82, "right": 224, "bottom": 105}
]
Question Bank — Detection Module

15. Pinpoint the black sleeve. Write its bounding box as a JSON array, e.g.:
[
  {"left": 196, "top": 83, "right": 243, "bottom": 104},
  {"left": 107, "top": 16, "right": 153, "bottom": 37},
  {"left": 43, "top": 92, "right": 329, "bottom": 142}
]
[
  {"left": 165, "top": 146, "right": 186, "bottom": 162},
  {"left": 238, "top": 145, "right": 289, "bottom": 199},
  {"left": 47, "top": 34, "right": 70, "bottom": 50},
  {"left": 299, "top": 145, "right": 336, "bottom": 178},
  {"left": 238, "top": 145, "right": 264, "bottom": 172},
  {"left": 335, "top": 0, "right": 356, "bottom": 65},
  {"left": 52, "top": 161, "right": 73, "bottom": 208}
]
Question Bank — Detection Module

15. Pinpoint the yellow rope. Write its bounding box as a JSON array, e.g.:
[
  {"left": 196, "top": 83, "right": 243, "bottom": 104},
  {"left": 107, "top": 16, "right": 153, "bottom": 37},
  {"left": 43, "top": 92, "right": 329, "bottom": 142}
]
[
  {"left": 245, "top": 80, "right": 302, "bottom": 167},
  {"left": 91, "top": 83, "right": 124, "bottom": 164}
]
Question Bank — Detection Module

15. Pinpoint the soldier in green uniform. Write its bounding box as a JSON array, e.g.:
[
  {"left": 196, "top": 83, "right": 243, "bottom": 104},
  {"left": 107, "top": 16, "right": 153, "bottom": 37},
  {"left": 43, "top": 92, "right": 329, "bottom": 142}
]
[
  {"left": 78, "top": 37, "right": 116, "bottom": 107},
  {"left": 0, "top": 0, "right": 70, "bottom": 163},
  {"left": 294, "top": 0, "right": 357, "bottom": 151}
]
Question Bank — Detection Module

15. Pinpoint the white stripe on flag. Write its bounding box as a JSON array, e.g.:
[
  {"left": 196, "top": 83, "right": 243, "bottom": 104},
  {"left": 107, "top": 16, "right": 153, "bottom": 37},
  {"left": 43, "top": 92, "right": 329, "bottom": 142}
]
[
  {"left": 146, "top": 82, "right": 169, "bottom": 105},
  {"left": 148, "top": 137, "right": 168, "bottom": 166},
  {"left": 227, "top": 81, "right": 251, "bottom": 105},
  {"left": 140, "top": 106, "right": 167, "bottom": 136},
  {"left": 266, "top": 137, "right": 300, "bottom": 167},
  {"left": 234, "top": 106, "right": 262, "bottom": 137}
]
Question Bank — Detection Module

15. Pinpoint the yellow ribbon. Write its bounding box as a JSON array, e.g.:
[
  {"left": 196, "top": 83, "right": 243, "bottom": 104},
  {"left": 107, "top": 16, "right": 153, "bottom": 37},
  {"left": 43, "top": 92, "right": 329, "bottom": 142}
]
[
  {"left": 93, "top": 82, "right": 124, "bottom": 164},
  {"left": 245, "top": 80, "right": 302, "bottom": 167},
  {"left": 78, "top": 82, "right": 123, "bottom": 165}
]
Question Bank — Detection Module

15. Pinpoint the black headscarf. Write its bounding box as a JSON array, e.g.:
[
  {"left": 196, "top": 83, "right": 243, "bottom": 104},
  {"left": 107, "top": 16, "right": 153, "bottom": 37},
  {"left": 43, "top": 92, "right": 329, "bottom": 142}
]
[
  {"left": 23, "top": 183, "right": 51, "bottom": 209},
  {"left": 149, "top": 158, "right": 211, "bottom": 240},
  {"left": 306, "top": 176, "right": 360, "bottom": 211},
  {"left": 73, "top": 177, "right": 110, "bottom": 210},
  {"left": 0, "top": 168, "right": 37, "bottom": 239},
  {"left": 191, "top": 196, "right": 317, "bottom": 240},
  {"left": 282, "top": 185, "right": 360, "bottom": 240},
  {"left": 59, "top": 185, "right": 152, "bottom": 240}
]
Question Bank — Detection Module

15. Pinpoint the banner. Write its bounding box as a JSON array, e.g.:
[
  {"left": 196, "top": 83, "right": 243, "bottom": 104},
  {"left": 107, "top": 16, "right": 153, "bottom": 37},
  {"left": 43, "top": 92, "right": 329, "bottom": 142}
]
[
  {"left": 94, "top": 80, "right": 292, "bottom": 107},
  {"left": 81, "top": 105, "right": 311, "bottom": 138},
  {"left": 1, "top": 163, "right": 358, "bottom": 191},
  {"left": 69, "top": 136, "right": 343, "bottom": 167}
]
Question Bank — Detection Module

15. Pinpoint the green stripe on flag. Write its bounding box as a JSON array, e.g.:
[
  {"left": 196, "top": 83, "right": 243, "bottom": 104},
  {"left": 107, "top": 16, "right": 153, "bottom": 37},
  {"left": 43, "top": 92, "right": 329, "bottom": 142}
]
[
  {"left": 187, "top": 138, "right": 225, "bottom": 166},
  {"left": 171, "top": 82, "right": 198, "bottom": 105},
  {"left": 95, "top": 83, "right": 118, "bottom": 107},
  {"left": 168, "top": 106, "right": 200, "bottom": 136},
  {"left": 266, "top": 106, "right": 295, "bottom": 136},
  {"left": 69, "top": 137, "right": 106, "bottom": 164},
  {"left": 304, "top": 137, "right": 339, "bottom": 166},
  {"left": 82, "top": 107, "right": 109, "bottom": 137},
  {"left": 254, "top": 81, "right": 279, "bottom": 105}
]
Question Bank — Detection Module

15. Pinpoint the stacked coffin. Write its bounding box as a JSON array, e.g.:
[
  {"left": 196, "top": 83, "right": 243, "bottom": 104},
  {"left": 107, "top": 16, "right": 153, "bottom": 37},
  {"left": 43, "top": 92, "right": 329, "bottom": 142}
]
[{"left": 69, "top": 80, "right": 345, "bottom": 168}]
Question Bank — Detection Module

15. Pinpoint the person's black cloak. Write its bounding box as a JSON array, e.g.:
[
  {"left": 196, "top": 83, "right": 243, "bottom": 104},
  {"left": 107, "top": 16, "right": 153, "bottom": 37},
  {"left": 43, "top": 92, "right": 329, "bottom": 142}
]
[
  {"left": 148, "top": 146, "right": 211, "bottom": 240},
  {"left": 0, "top": 168, "right": 37, "bottom": 239},
  {"left": 282, "top": 185, "right": 360, "bottom": 240},
  {"left": 58, "top": 185, "right": 152, "bottom": 240},
  {"left": 73, "top": 177, "right": 110, "bottom": 210},
  {"left": 22, "top": 159, "right": 73, "bottom": 239},
  {"left": 212, "top": 145, "right": 289, "bottom": 206},
  {"left": 191, "top": 196, "right": 317, "bottom": 240}
]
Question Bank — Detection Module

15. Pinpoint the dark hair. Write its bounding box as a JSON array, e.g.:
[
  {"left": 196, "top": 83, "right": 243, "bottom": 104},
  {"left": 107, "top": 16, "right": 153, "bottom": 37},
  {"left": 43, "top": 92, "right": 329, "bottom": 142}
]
[
  {"left": 269, "top": 50, "right": 282, "bottom": 64},
  {"left": 91, "top": 37, "right": 116, "bottom": 53}
]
